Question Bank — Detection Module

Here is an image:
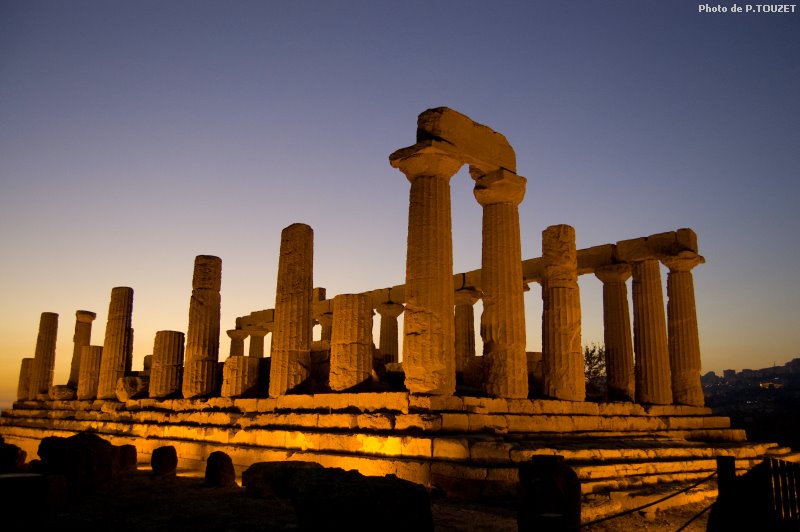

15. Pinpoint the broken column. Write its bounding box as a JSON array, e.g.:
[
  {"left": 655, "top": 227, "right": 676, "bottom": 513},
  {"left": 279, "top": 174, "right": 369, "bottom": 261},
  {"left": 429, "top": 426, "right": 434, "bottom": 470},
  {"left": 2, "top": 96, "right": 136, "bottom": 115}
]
[
  {"left": 474, "top": 168, "right": 528, "bottom": 398},
  {"left": 376, "top": 302, "right": 404, "bottom": 364},
  {"left": 631, "top": 259, "right": 672, "bottom": 404},
  {"left": 17, "top": 358, "right": 33, "bottom": 401},
  {"left": 542, "top": 225, "right": 585, "bottom": 401},
  {"left": 221, "top": 355, "right": 260, "bottom": 397},
  {"left": 227, "top": 329, "right": 248, "bottom": 357},
  {"left": 454, "top": 289, "right": 479, "bottom": 374},
  {"left": 269, "top": 223, "right": 313, "bottom": 397},
  {"left": 76, "top": 345, "right": 103, "bottom": 400},
  {"left": 248, "top": 327, "right": 269, "bottom": 358},
  {"left": 149, "top": 331, "right": 185, "bottom": 398},
  {"left": 68, "top": 310, "right": 96, "bottom": 388},
  {"left": 28, "top": 312, "right": 59, "bottom": 400},
  {"left": 595, "top": 264, "right": 635, "bottom": 402},
  {"left": 663, "top": 254, "right": 705, "bottom": 406},
  {"left": 97, "top": 287, "right": 134, "bottom": 400},
  {"left": 182, "top": 255, "right": 222, "bottom": 399},
  {"left": 329, "top": 294, "right": 373, "bottom": 391}
]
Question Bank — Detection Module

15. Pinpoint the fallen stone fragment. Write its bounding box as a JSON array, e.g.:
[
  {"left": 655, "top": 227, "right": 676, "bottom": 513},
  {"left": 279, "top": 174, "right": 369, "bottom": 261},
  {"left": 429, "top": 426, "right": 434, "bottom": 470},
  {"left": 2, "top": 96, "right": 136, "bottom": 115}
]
[
  {"left": 205, "top": 450, "right": 236, "bottom": 487},
  {"left": 242, "top": 461, "right": 323, "bottom": 498},
  {"left": 151, "top": 445, "right": 178, "bottom": 476}
]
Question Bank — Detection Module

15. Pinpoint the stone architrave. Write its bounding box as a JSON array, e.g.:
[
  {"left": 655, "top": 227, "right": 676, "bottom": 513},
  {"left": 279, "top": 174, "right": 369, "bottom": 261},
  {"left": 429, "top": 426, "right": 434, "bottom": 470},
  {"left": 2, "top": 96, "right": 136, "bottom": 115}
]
[
  {"left": 221, "top": 355, "right": 260, "bottom": 398},
  {"left": 632, "top": 259, "right": 672, "bottom": 404},
  {"left": 390, "top": 144, "right": 462, "bottom": 395},
  {"left": 28, "top": 312, "right": 59, "bottom": 400},
  {"left": 97, "top": 287, "right": 134, "bottom": 400},
  {"left": 453, "top": 290, "right": 479, "bottom": 374},
  {"left": 329, "top": 294, "right": 373, "bottom": 391},
  {"left": 77, "top": 345, "right": 103, "bottom": 400},
  {"left": 248, "top": 327, "right": 269, "bottom": 358},
  {"left": 227, "top": 329, "right": 248, "bottom": 357},
  {"left": 269, "top": 223, "right": 313, "bottom": 397},
  {"left": 149, "top": 331, "right": 185, "bottom": 398},
  {"left": 375, "top": 302, "right": 404, "bottom": 364},
  {"left": 663, "top": 254, "right": 705, "bottom": 406},
  {"left": 17, "top": 358, "right": 33, "bottom": 401},
  {"left": 68, "top": 310, "right": 96, "bottom": 388},
  {"left": 541, "top": 225, "right": 585, "bottom": 401},
  {"left": 182, "top": 255, "right": 222, "bottom": 399},
  {"left": 474, "top": 168, "right": 528, "bottom": 398},
  {"left": 595, "top": 264, "right": 635, "bottom": 402}
]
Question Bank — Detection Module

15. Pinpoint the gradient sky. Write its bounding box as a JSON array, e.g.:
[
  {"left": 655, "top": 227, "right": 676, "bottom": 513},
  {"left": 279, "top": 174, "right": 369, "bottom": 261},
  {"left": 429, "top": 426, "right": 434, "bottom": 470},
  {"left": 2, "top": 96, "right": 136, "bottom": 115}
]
[{"left": 1, "top": 1, "right": 798, "bottom": 409}]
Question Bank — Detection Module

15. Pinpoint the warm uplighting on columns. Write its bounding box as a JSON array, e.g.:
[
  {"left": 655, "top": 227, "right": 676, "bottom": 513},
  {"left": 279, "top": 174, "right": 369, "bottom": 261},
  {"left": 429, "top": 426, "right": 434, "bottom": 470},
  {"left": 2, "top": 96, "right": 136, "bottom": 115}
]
[
  {"left": 376, "top": 302, "right": 404, "bottom": 364},
  {"left": 68, "top": 310, "right": 96, "bottom": 388},
  {"left": 454, "top": 289, "right": 480, "bottom": 374},
  {"left": 227, "top": 329, "right": 248, "bottom": 357},
  {"left": 595, "top": 264, "right": 635, "bottom": 402},
  {"left": 182, "top": 256, "right": 222, "bottom": 399},
  {"left": 28, "top": 312, "right": 59, "bottom": 400},
  {"left": 97, "top": 288, "right": 134, "bottom": 400},
  {"left": 248, "top": 327, "right": 269, "bottom": 358}
]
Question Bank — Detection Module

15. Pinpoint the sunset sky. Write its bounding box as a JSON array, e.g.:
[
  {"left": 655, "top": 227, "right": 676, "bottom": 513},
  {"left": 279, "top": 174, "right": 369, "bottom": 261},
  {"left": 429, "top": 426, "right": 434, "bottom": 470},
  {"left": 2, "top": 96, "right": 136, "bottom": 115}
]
[{"left": 1, "top": 1, "right": 798, "bottom": 409}]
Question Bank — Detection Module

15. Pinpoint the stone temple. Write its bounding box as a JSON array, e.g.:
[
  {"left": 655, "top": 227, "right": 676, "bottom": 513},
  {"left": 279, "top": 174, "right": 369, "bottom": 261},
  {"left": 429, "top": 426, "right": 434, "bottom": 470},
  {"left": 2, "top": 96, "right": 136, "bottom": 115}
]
[{"left": 1, "top": 108, "right": 793, "bottom": 519}]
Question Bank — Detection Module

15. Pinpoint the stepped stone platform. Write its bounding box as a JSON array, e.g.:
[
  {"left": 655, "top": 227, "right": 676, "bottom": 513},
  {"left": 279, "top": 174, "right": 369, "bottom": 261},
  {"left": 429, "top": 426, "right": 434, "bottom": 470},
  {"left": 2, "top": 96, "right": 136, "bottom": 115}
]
[{"left": 1, "top": 392, "right": 792, "bottom": 520}]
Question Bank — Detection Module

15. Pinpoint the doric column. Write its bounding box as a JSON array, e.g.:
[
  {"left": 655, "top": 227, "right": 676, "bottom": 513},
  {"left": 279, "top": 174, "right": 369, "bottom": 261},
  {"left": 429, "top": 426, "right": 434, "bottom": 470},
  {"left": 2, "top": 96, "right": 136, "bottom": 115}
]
[
  {"left": 632, "top": 259, "right": 672, "bottom": 404},
  {"left": 317, "top": 313, "right": 333, "bottom": 342},
  {"left": 149, "top": 331, "right": 185, "bottom": 398},
  {"left": 390, "top": 144, "right": 462, "bottom": 395},
  {"left": 595, "top": 264, "right": 635, "bottom": 402},
  {"left": 17, "top": 358, "right": 33, "bottom": 401},
  {"left": 269, "top": 223, "right": 313, "bottom": 397},
  {"left": 28, "top": 312, "right": 59, "bottom": 400},
  {"left": 375, "top": 302, "right": 404, "bottom": 364},
  {"left": 182, "top": 255, "right": 222, "bottom": 399},
  {"left": 221, "top": 355, "right": 260, "bottom": 398},
  {"left": 329, "top": 294, "right": 373, "bottom": 391},
  {"left": 663, "top": 254, "right": 705, "bottom": 406},
  {"left": 77, "top": 345, "right": 103, "bottom": 400},
  {"left": 542, "top": 225, "right": 585, "bottom": 401},
  {"left": 474, "top": 168, "right": 528, "bottom": 398},
  {"left": 227, "top": 329, "right": 248, "bottom": 357},
  {"left": 97, "top": 287, "right": 134, "bottom": 399},
  {"left": 68, "top": 310, "right": 96, "bottom": 388},
  {"left": 454, "top": 289, "right": 480, "bottom": 374},
  {"left": 248, "top": 327, "right": 269, "bottom": 358}
]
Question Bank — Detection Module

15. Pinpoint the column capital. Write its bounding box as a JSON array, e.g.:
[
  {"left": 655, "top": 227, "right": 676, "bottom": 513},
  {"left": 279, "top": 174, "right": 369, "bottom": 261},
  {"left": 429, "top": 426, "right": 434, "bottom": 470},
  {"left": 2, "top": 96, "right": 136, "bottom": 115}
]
[
  {"left": 595, "top": 263, "right": 632, "bottom": 284},
  {"left": 227, "top": 329, "right": 249, "bottom": 341},
  {"left": 75, "top": 310, "right": 97, "bottom": 323},
  {"left": 662, "top": 254, "right": 705, "bottom": 272},
  {"left": 473, "top": 168, "right": 527, "bottom": 206},
  {"left": 454, "top": 288, "right": 481, "bottom": 306},
  {"left": 389, "top": 142, "right": 463, "bottom": 183},
  {"left": 375, "top": 301, "right": 404, "bottom": 319}
]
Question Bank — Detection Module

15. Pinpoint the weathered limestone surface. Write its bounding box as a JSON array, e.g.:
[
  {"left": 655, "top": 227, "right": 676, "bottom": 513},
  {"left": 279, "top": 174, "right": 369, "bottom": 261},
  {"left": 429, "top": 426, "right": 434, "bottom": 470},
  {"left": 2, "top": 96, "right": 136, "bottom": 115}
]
[
  {"left": 316, "top": 313, "right": 333, "bottom": 343},
  {"left": 221, "top": 356, "right": 260, "bottom": 398},
  {"left": 595, "top": 264, "right": 635, "bottom": 402},
  {"left": 227, "top": 329, "right": 248, "bottom": 357},
  {"left": 16, "top": 358, "right": 33, "bottom": 401},
  {"left": 391, "top": 144, "right": 461, "bottom": 395},
  {"left": 68, "top": 310, "right": 96, "bottom": 387},
  {"left": 376, "top": 302, "right": 404, "bottom": 364},
  {"left": 329, "top": 294, "right": 373, "bottom": 391},
  {"left": 664, "top": 255, "right": 705, "bottom": 406},
  {"left": 183, "top": 256, "right": 222, "bottom": 398},
  {"left": 248, "top": 327, "right": 268, "bottom": 358},
  {"left": 29, "top": 312, "right": 59, "bottom": 400},
  {"left": 77, "top": 345, "right": 103, "bottom": 400},
  {"left": 116, "top": 375, "right": 149, "bottom": 402},
  {"left": 474, "top": 168, "right": 528, "bottom": 398},
  {"left": 632, "top": 260, "right": 672, "bottom": 405},
  {"left": 454, "top": 290, "right": 479, "bottom": 373},
  {"left": 97, "top": 287, "right": 134, "bottom": 400},
  {"left": 150, "top": 331, "right": 185, "bottom": 398},
  {"left": 48, "top": 384, "right": 76, "bottom": 401},
  {"left": 269, "top": 224, "right": 313, "bottom": 397},
  {"left": 542, "top": 226, "right": 584, "bottom": 401}
]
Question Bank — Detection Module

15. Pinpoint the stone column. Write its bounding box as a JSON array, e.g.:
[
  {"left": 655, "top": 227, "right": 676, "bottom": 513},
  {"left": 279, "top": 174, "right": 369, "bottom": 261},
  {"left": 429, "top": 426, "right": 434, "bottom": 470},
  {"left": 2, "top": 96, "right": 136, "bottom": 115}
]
[
  {"left": 182, "top": 255, "right": 222, "bottom": 399},
  {"left": 541, "top": 225, "right": 585, "bottom": 401},
  {"left": 317, "top": 313, "right": 333, "bottom": 343},
  {"left": 28, "top": 312, "right": 59, "bottom": 400},
  {"left": 17, "top": 358, "right": 33, "bottom": 401},
  {"left": 149, "top": 331, "right": 185, "bottom": 398},
  {"left": 453, "top": 289, "right": 479, "bottom": 374},
  {"left": 329, "top": 294, "right": 373, "bottom": 391},
  {"left": 375, "top": 302, "right": 404, "bottom": 364},
  {"left": 269, "top": 223, "right": 313, "bottom": 397},
  {"left": 248, "top": 327, "right": 269, "bottom": 358},
  {"left": 474, "top": 168, "right": 528, "bottom": 398},
  {"left": 227, "top": 329, "right": 248, "bottom": 357},
  {"left": 390, "top": 145, "right": 462, "bottom": 395},
  {"left": 77, "top": 345, "right": 103, "bottom": 400},
  {"left": 631, "top": 259, "right": 672, "bottom": 404},
  {"left": 595, "top": 264, "right": 635, "bottom": 402},
  {"left": 97, "top": 287, "right": 134, "bottom": 400},
  {"left": 663, "top": 255, "right": 705, "bottom": 406},
  {"left": 221, "top": 355, "right": 260, "bottom": 397},
  {"left": 68, "top": 310, "right": 96, "bottom": 388}
]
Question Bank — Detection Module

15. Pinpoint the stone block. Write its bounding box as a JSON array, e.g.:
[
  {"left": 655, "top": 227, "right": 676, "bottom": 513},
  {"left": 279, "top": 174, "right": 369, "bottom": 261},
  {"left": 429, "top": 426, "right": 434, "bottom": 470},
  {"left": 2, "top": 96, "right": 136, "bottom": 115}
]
[
  {"left": 470, "top": 441, "right": 513, "bottom": 462},
  {"left": 440, "top": 413, "right": 469, "bottom": 431},
  {"left": 151, "top": 445, "right": 178, "bottom": 476},
  {"left": 357, "top": 414, "right": 394, "bottom": 431},
  {"left": 277, "top": 395, "right": 314, "bottom": 410},
  {"left": 242, "top": 460, "right": 324, "bottom": 498},
  {"left": 317, "top": 413, "right": 358, "bottom": 429},
  {"left": 409, "top": 395, "right": 464, "bottom": 412},
  {"left": 204, "top": 450, "right": 236, "bottom": 487},
  {"left": 433, "top": 438, "right": 470, "bottom": 460},
  {"left": 394, "top": 414, "right": 442, "bottom": 431}
]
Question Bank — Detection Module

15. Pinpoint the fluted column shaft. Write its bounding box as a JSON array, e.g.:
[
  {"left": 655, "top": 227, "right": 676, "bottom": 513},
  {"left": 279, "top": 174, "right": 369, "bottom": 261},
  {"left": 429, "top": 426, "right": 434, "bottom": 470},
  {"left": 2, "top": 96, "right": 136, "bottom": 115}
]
[
  {"left": 221, "top": 355, "right": 260, "bottom": 398},
  {"left": 595, "top": 264, "right": 635, "bottom": 402},
  {"left": 393, "top": 147, "right": 462, "bottom": 395},
  {"left": 542, "top": 225, "right": 585, "bottom": 401},
  {"left": 454, "top": 290, "right": 479, "bottom": 373},
  {"left": 68, "top": 310, "right": 96, "bottom": 387},
  {"left": 17, "top": 358, "right": 33, "bottom": 401},
  {"left": 77, "top": 345, "right": 103, "bottom": 400},
  {"left": 269, "top": 223, "right": 313, "bottom": 397},
  {"left": 376, "top": 302, "right": 404, "bottom": 364},
  {"left": 97, "top": 287, "right": 134, "bottom": 399},
  {"left": 28, "top": 312, "right": 59, "bottom": 399},
  {"left": 632, "top": 259, "right": 672, "bottom": 404},
  {"left": 664, "top": 255, "right": 705, "bottom": 406},
  {"left": 474, "top": 169, "right": 528, "bottom": 398},
  {"left": 248, "top": 328, "right": 268, "bottom": 358},
  {"left": 182, "top": 255, "right": 222, "bottom": 398},
  {"left": 329, "top": 294, "right": 373, "bottom": 391},
  {"left": 150, "top": 331, "right": 185, "bottom": 398},
  {"left": 227, "top": 329, "right": 248, "bottom": 357}
]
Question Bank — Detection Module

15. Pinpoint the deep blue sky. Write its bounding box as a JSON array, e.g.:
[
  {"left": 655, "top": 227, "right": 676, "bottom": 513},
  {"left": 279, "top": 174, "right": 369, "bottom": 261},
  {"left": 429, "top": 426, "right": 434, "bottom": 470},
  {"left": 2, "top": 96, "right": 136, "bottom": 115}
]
[{"left": 1, "top": 1, "right": 798, "bottom": 406}]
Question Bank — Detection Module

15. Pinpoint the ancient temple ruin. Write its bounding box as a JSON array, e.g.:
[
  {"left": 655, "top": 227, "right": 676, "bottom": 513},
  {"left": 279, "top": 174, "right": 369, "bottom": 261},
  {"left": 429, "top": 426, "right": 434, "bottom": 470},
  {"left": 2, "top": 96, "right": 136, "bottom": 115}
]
[{"left": 1, "top": 108, "right": 793, "bottom": 519}]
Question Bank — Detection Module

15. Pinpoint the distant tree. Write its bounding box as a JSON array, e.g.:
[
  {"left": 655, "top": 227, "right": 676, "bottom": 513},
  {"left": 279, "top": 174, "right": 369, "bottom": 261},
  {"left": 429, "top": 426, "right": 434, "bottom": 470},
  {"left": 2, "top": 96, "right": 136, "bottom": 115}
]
[{"left": 584, "top": 343, "right": 607, "bottom": 400}]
